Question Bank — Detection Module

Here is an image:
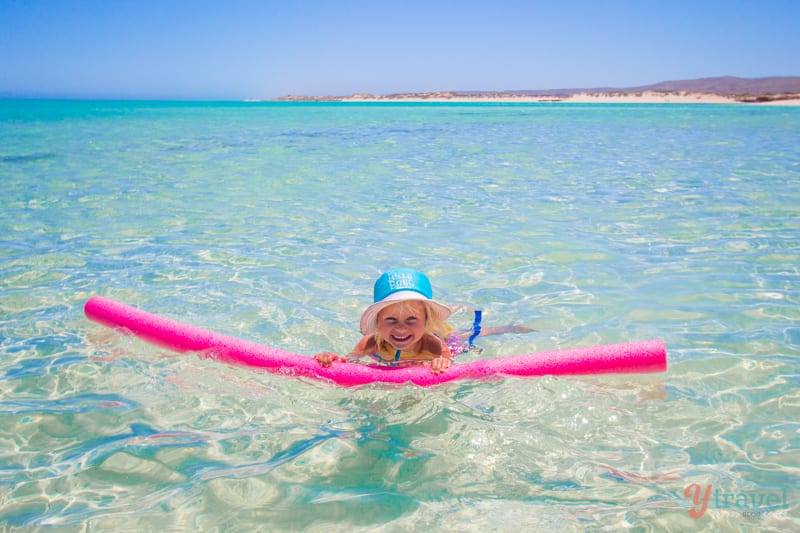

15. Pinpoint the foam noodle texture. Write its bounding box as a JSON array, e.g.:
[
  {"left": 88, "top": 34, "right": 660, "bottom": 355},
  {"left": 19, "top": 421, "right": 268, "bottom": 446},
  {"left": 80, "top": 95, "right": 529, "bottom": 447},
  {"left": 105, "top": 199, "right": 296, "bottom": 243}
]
[{"left": 84, "top": 296, "right": 667, "bottom": 386}]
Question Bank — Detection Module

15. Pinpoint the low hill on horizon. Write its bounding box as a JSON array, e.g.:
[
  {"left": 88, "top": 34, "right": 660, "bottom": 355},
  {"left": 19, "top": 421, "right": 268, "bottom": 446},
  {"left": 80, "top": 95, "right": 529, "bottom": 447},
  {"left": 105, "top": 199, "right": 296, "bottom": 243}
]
[{"left": 501, "top": 76, "right": 800, "bottom": 96}]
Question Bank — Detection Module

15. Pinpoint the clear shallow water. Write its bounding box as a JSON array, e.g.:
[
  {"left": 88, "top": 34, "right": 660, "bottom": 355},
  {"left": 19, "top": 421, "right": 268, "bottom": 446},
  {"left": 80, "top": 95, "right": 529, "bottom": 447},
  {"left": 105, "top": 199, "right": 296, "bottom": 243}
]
[{"left": 1, "top": 100, "right": 798, "bottom": 531}]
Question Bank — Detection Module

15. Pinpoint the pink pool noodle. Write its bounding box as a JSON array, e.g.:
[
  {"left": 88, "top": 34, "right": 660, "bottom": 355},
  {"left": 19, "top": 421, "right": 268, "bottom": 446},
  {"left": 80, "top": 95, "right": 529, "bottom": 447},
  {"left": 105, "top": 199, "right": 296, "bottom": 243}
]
[{"left": 84, "top": 296, "right": 667, "bottom": 386}]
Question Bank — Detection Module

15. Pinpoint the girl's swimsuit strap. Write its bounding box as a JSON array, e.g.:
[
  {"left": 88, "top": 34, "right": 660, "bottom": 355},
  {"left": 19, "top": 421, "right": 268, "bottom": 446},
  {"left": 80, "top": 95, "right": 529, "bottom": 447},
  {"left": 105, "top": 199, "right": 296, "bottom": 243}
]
[
  {"left": 367, "top": 349, "right": 414, "bottom": 366},
  {"left": 368, "top": 350, "right": 400, "bottom": 366}
]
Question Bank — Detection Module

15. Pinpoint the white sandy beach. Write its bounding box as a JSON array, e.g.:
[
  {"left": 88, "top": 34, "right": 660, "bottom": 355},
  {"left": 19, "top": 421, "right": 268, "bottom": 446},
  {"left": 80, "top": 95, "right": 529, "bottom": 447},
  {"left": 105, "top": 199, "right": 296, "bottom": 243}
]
[
  {"left": 564, "top": 91, "right": 800, "bottom": 105},
  {"left": 282, "top": 91, "right": 800, "bottom": 105}
]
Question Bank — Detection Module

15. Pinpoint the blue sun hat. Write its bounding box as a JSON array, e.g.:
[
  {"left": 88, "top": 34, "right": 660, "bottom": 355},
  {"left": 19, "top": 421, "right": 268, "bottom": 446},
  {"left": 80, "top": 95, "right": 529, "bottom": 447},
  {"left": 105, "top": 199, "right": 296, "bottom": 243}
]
[{"left": 359, "top": 268, "right": 452, "bottom": 334}]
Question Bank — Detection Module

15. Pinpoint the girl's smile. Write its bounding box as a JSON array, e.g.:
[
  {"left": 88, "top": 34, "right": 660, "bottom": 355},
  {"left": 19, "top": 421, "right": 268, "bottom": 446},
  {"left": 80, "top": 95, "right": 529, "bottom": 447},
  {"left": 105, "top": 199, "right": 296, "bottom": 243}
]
[{"left": 377, "top": 301, "right": 427, "bottom": 351}]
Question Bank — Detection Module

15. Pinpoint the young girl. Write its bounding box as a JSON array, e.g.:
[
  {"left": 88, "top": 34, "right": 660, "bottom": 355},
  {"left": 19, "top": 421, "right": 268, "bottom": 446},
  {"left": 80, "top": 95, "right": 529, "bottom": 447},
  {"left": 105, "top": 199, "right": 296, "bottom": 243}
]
[{"left": 314, "top": 268, "right": 532, "bottom": 374}]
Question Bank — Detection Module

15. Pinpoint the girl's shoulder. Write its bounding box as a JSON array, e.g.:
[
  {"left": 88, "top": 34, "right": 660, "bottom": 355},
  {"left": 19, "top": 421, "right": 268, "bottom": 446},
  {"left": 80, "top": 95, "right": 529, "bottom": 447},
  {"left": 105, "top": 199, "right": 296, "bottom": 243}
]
[
  {"left": 353, "top": 335, "right": 377, "bottom": 355},
  {"left": 422, "top": 333, "right": 451, "bottom": 358}
]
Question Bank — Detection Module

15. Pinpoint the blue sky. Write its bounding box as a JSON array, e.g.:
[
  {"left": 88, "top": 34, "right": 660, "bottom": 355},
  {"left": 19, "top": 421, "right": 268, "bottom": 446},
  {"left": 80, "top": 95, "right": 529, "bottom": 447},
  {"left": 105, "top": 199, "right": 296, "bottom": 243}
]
[{"left": 1, "top": 0, "right": 798, "bottom": 99}]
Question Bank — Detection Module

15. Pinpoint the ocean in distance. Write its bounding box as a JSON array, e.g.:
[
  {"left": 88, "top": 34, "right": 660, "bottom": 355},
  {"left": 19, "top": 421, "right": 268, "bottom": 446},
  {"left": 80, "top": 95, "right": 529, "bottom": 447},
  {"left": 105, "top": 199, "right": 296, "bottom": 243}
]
[{"left": 1, "top": 100, "right": 798, "bottom": 531}]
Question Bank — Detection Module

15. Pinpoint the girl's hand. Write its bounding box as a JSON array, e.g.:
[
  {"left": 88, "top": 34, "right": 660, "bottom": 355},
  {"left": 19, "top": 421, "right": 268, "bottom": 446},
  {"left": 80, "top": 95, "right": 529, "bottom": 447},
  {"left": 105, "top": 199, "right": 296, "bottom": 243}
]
[
  {"left": 314, "top": 352, "right": 347, "bottom": 367},
  {"left": 428, "top": 356, "right": 452, "bottom": 374}
]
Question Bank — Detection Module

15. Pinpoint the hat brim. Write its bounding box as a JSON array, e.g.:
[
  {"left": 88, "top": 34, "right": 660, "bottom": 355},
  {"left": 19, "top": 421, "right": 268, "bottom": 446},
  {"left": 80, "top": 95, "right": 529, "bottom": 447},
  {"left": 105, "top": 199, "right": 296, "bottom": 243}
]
[{"left": 359, "top": 291, "right": 452, "bottom": 335}]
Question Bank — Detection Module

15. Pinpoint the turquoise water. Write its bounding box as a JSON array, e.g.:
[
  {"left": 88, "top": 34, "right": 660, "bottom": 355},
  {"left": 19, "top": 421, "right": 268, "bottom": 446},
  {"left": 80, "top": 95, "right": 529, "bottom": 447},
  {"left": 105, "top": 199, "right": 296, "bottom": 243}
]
[{"left": 1, "top": 100, "right": 798, "bottom": 531}]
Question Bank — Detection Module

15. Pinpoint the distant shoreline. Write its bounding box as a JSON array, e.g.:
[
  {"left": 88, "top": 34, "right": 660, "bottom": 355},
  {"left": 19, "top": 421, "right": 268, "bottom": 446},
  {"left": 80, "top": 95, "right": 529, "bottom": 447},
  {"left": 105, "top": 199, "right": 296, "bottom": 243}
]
[{"left": 274, "top": 91, "right": 800, "bottom": 105}]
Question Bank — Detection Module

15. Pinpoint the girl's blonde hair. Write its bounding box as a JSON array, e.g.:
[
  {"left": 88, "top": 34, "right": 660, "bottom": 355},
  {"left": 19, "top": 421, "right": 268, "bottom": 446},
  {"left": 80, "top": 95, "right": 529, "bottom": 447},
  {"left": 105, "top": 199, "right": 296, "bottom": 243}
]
[{"left": 373, "top": 300, "right": 449, "bottom": 348}]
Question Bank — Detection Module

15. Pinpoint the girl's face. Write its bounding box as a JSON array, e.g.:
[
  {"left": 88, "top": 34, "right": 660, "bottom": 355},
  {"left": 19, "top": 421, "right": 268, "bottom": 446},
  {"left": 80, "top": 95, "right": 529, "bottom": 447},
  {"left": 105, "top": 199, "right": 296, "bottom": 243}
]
[{"left": 377, "top": 301, "right": 427, "bottom": 350}]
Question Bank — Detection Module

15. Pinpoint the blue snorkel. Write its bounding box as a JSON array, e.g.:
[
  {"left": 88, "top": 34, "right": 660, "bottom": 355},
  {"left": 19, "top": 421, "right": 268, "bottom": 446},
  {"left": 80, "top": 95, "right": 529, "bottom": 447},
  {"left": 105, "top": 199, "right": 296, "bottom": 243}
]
[{"left": 467, "top": 309, "right": 483, "bottom": 348}]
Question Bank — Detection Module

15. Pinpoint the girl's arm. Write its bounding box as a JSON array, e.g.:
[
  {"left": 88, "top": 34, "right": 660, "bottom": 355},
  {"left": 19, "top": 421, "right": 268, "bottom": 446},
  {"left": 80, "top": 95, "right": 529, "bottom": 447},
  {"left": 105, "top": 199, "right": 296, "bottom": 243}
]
[
  {"left": 314, "top": 335, "right": 374, "bottom": 367},
  {"left": 425, "top": 334, "right": 452, "bottom": 374}
]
